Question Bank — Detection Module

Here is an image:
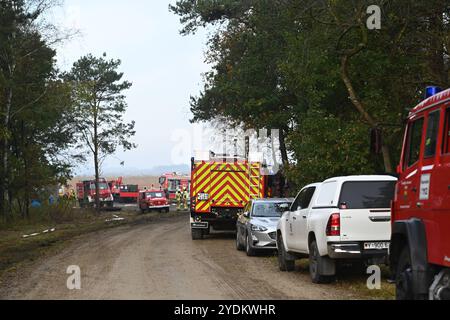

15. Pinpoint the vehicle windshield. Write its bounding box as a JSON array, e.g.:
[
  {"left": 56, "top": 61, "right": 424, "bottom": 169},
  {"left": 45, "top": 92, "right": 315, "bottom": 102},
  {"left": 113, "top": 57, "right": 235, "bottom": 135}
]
[
  {"left": 90, "top": 183, "right": 108, "bottom": 190},
  {"left": 339, "top": 181, "right": 396, "bottom": 209},
  {"left": 252, "top": 202, "right": 290, "bottom": 217},
  {"left": 147, "top": 192, "right": 165, "bottom": 198}
]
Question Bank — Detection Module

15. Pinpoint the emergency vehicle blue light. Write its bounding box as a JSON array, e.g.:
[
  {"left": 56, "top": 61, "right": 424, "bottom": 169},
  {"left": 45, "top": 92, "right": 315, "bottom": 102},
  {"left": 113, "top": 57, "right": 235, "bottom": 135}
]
[{"left": 425, "top": 86, "right": 442, "bottom": 99}]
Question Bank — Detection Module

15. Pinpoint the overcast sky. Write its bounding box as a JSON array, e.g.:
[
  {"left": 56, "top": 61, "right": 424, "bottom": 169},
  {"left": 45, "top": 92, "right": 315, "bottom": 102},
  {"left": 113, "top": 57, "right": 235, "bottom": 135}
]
[{"left": 52, "top": 0, "right": 213, "bottom": 175}]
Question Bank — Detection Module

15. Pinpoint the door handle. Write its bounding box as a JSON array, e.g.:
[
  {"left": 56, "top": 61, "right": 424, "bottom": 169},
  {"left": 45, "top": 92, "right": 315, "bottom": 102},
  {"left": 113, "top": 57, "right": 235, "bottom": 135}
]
[
  {"left": 417, "top": 202, "right": 423, "bottom": 208},
  {"left": 412, "top": 187, "right": 417, "bottom": 193},
  {"left": 293, "top": 216, "right": 297, "bottom": 220},
  {"left": 303, "top": 215, "right": 307, "bottom": 219}
]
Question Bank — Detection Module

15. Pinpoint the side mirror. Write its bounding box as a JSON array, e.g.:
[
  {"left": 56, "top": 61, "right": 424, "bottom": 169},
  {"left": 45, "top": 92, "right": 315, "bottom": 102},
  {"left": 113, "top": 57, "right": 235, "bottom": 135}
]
[{"left": 243, "top": 212, "right": 249, "bottom": 218}]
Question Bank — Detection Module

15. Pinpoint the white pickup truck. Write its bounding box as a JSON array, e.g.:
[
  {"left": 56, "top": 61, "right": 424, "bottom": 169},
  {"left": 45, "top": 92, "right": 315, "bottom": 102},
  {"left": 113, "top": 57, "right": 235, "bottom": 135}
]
[{"left": 276, "top": 175, "right": 397, "bottom": 283}]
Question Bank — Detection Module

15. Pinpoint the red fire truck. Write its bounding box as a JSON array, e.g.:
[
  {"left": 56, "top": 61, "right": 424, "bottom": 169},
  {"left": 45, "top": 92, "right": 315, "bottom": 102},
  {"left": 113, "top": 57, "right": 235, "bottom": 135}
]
[
  {"left": 76, "top": 178, "right": 114, "bottom": 208},
  {"left": 390, "top": 86, "right": 450, "bottom": 300},
  {"left": 159, "top": 172, "right": 191, "bottom": 202},
  {"left": 190, "top": 153, "right": 269, "bottom": 240},
  {"left": 119, "top": 184, "right": 139, "bottom": 203},
  {"left": 108, "top": 177, "right": 122, "bottom": 201}
]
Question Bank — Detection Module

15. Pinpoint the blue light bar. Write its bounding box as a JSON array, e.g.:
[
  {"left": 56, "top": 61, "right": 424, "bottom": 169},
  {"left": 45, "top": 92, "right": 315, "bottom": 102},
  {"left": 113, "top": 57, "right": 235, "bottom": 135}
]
[{"left": 425, "top": 86, "right": 442, "bottom": 99}]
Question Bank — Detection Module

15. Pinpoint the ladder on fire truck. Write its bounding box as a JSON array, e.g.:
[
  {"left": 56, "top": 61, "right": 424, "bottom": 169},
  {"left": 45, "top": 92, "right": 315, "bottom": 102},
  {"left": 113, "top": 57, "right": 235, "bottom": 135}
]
[{"left": 248, "top": 162, "right": 261, "bottom": 199}]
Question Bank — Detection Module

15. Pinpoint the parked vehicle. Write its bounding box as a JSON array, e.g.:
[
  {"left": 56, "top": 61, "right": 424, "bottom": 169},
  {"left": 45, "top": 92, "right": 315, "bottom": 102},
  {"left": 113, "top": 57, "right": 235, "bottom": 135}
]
[
  {"left": 159, "top": 172, "right": 191, "bottom": 203},
  {"left": 76, "top": 178, "right": 114, "bottom": 208},
  {"left": 277, "top": 175, "right": 397, "bottom": 283},
  {"left": 236, "top": 198, "right": 292, "bottom": 256},
  {"left": 108, "top": 177, "right": 122, "bottom": 201},
  {"left": 138, "top": 189, "right": 170, "bottom": 213},
  {"left": 190, "top": 153, "right": 269, "bottom": 240},
  {"left": 119, "top": 184, "right": 139, "bottom": 203},
  {"left": 390, "top": 87, "right": 450, "bottom": 300}
]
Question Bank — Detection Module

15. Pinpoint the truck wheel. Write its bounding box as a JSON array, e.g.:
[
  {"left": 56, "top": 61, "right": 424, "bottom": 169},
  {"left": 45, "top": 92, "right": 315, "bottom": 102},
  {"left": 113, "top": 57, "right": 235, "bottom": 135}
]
[
  {"left": 191, "top": 228, "right": 203, "bottom": 240},
  {"left": 246, "top": 233, "right": 256, "bottom": 256},
  {"left": 236, "top": 231, "right": 244, "bottom": 251},
  {"left": 277, "top": 235, "right": 295, "bottom": 272},
  {"left": 309, "top": 240, "right": 335, "bottom": 284},
  {"left": 395, "top": 245, "right": 428, "bottom": 300}
]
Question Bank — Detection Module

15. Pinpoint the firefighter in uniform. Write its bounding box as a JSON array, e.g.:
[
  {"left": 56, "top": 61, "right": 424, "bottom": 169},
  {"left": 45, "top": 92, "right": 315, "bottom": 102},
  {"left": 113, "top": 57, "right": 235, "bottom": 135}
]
[
  {"left": 182, "top": 187, "right": 189, "bottom": 210},
  {"left": 176, "top": 188, "right": 182, "bottom": 211}
]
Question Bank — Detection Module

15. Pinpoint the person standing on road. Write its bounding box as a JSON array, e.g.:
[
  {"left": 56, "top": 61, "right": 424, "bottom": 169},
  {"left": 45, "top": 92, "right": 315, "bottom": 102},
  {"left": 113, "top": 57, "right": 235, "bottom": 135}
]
[
  {"left": 176, "top": 188, "right": 182, "bottom": 211},
  {"left": 182, "top": 187, "right": 189, "bottom": 211}
]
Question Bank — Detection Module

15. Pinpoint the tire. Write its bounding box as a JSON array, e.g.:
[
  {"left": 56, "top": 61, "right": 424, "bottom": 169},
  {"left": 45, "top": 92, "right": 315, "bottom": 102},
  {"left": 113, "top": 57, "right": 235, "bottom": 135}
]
[
  {"left": 245, "top": 233, "right": 256, "bottom": 256},
  {"left": 277, "top": 235, "right": 295, "bottom": 272},
  {"left": 309, "top": 240, "right": 335, "bottom": 284},
  {"left": 395, "top": 245, "right": 428, "bottom": 300},
  {"left": 191, "top": 228, "right": 203, "bottom": 240},
  {"left": 236, "top": 230, "right": 244, "bottom": 251}
]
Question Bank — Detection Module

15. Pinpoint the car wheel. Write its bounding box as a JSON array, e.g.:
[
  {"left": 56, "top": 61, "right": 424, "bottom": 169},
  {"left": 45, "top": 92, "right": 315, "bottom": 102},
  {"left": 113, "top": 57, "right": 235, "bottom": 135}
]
[
  {"left": 191, "top": 228, "right": 203, "bottom": 240},
  {"left": 277, "top": 235, "right": 295, "bottom": 272},
  {"left": 236, "top": 230, "right": 244, "bottom": 251},
  {"left": 246, "top": 233, "right": 256, "bottom": 256},
  {"left": 309, "top": 240, "right": 334, "bottom": 284}
]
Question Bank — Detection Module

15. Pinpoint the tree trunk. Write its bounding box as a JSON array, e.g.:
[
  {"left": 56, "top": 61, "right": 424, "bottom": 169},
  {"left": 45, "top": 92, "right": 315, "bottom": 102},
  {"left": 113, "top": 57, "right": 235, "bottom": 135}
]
[
  {"left": 1, "top": 86, "right": 13, "bottom": 217},
  {"left": 93, "top": 106, "right": 100, "bottom": 213},
  {"left": 341, "top": 55, "right": 393, "bottom": 173},
  {"left": 279, "top": 128, "right": 289, "bottom": 166}
]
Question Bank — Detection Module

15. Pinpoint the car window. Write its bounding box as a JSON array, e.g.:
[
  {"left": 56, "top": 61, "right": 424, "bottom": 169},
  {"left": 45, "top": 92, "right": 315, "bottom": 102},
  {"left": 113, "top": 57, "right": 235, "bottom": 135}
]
[
  {"left": 339, "top": 181, "right": 396, "bottom": 209},
  {"left": 442, "top": 107, "right": 450, "bottom": 154},
  {"left": 424, "top": 111, "right": 440, "bottom": 158},
  {"left": 405, "top": 118, "right": 424, "bottom": 168},
  {"left": 252, "top": 202, "right": 290, "bottom": 217},
  {"left": 299, "top": 187, "right": 316, "bottom": 209},
  {"left": 316, "top": 182, "right": 337, "bottom": 207},
  {"left": 290, "top": 190, "right": 303, "bottom": 211}
]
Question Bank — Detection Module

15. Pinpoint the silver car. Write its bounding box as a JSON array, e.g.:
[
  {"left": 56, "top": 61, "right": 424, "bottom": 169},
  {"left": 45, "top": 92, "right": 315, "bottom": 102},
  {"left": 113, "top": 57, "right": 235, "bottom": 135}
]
[{"left": 236, "top": 198, "right": 293, "bottom": 256}]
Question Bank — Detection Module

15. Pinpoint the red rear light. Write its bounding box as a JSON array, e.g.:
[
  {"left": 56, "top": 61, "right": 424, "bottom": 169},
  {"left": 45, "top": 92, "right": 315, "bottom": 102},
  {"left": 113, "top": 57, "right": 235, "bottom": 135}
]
[{"left": 326, "top": 213, "right": 340, "bottom": 236}]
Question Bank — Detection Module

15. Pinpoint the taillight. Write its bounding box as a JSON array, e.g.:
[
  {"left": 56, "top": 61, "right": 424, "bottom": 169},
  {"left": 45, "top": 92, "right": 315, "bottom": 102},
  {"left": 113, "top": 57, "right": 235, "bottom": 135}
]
[{"left": 326, "top": 213, "right": 340, "bottom": 236}]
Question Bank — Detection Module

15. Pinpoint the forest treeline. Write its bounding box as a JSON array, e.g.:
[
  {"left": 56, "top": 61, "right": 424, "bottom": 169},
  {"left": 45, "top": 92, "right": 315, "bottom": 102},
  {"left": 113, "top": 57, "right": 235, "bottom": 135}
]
[
  {"left": 171, "top": 0, "right": 449, "bottom": 188},
  {"left": 0, "top": 0, "right": 135, "bottom": 219}
]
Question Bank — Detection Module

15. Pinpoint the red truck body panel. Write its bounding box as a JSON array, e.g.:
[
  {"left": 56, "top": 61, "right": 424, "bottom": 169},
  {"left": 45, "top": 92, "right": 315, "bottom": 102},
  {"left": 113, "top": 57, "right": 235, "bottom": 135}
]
[{"left": 394, "top": 88, "right": 450, "bottom": 268}]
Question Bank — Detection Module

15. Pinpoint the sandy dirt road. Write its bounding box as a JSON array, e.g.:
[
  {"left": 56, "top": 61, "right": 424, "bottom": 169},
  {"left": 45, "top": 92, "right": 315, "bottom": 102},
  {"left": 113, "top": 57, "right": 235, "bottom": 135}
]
[{"left": 0, "top": 214, "right": 359, "bottom": 300}]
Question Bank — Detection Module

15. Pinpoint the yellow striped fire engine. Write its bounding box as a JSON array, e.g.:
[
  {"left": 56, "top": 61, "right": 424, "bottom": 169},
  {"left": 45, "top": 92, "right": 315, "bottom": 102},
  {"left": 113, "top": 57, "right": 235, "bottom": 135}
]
[{"left": 190, "top": 154, "right": 268, "bottom": 240}]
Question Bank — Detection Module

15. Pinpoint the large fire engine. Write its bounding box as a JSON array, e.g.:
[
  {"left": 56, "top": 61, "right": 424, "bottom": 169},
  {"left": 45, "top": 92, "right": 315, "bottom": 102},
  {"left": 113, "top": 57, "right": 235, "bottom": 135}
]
[
  {"left": 76, "top": 178, "right": 114, "bottom": 208},
  {"left": 159, "top": 172, "right": 191, "bottom": 202},
  {"left": 190, "top": 152, "right": 269, "bottom": 240},
  {"left": 390, "top": 86, "right": 450, "bottom": 300}
]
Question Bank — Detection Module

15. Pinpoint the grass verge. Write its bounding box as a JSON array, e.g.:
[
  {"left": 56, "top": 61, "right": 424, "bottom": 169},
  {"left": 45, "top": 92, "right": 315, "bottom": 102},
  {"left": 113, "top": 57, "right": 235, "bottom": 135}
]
[{"left": 267, "top": 256, "right": 395, "bottom": 300}]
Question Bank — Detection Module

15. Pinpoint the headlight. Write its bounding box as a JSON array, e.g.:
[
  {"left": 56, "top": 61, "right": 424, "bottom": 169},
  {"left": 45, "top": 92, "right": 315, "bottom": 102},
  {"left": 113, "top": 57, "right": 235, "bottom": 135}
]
[{"left": 251, "top": 224, "right": 268, "bottom": 232}]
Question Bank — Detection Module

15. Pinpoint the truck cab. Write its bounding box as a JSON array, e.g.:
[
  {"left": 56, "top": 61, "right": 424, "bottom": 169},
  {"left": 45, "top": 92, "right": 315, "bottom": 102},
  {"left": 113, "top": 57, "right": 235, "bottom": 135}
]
[{"left": 391, "top": 87, "right": 450, "bottom": 300}]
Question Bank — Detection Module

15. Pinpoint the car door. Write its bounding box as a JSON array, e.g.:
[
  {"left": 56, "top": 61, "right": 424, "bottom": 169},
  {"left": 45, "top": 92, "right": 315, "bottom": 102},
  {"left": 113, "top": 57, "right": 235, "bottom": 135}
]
[
  {"left": 293, "top": 187, "right": 316, "bottom": 252},
  {"left": 237, "top": 201, "right": 251, "bottom": 242},
  {"left": 425, "top": 104, "right": 450, "bottom": 265},
  {"left": 289, "top": 188, "right": 311, "bottom": 250},
  {"left": 398, "top": 116, "right": 425, "bottom": 216},
  {"left": 286, "top": 192, "right": 301, "bottom": 250}
]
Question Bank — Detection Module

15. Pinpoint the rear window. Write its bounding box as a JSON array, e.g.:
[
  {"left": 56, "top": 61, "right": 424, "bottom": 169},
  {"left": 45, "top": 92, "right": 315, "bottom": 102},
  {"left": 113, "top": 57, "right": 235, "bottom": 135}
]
[{"left": 339, "top": 181, "right": 396, "bottom": 209}]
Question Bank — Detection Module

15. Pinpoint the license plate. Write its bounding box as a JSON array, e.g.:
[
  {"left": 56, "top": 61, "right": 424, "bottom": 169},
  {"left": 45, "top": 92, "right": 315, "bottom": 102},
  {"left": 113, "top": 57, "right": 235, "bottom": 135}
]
[
  {"left": 364, "top": 242, "right": 389, "bottom": 250},
  {"left": 191, "top": 222, "right": 209, "bottom": 229}
]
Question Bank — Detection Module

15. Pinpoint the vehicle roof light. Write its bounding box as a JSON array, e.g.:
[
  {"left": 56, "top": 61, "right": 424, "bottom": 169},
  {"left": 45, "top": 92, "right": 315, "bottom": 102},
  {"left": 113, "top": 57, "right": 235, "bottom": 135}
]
[{"left": 425, "top": 86, "right": 442, "bottom": 99}]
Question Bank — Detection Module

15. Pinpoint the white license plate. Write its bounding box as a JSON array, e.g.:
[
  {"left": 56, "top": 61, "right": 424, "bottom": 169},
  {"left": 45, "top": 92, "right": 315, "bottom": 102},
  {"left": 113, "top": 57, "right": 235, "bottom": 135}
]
[{"left": 364, "top": 242, "right": 389, "bottom": 250}]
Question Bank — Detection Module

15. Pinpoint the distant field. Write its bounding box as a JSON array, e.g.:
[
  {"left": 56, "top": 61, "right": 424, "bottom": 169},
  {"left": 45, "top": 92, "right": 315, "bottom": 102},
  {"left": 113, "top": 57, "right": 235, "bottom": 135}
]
[{"left": 69, "top": 176, "right": 161, "bottom": 189}]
